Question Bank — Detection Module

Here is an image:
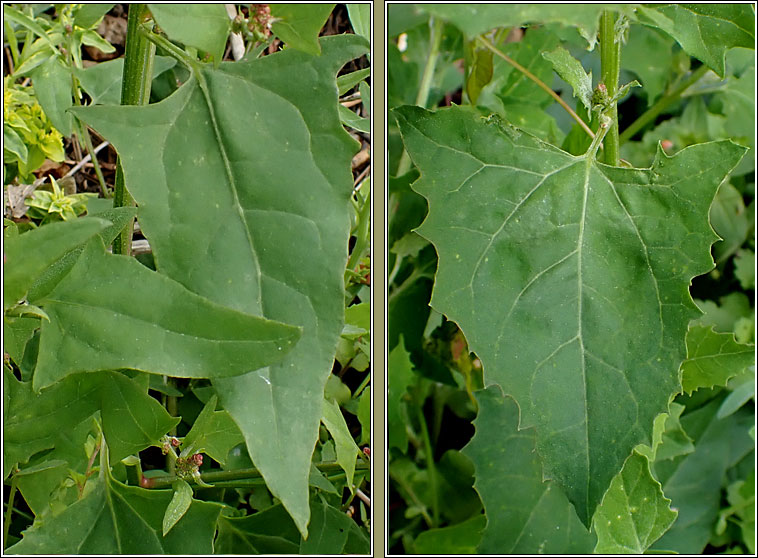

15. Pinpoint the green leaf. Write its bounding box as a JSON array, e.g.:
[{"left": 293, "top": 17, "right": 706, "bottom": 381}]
[
  {"left": 4, "top": 217, "right": 110, "bottom": 311},
  {"left": 337, "top": 68, "right": 370, "bottom": 95},
  {"left": 346, "top": 4, "right": 370, "bottom": 43},
  {"left": 681, "top": 325, "right": 754, "bottom": 395},
  {"left": 147, "top": 4, "right": 229, "bottom": 64},
  {"left": 298, "top": 497, "right": 368, "bottom": 554},
  {"left": 622, "top": 24, "right": 676, "bottom": 106},
  {"left": 215, "top": 504, "right": 300, "bottom": 554},
  {"left": 74, "top": 4, "right": 114, "bottom": 29},
  {"left": 421, "top": 4, "right": 622, "bottom": 48},
  {"left": 466, "top": 47, "right": 493, "bottom": 105},
  {"left": 463, "top": 386, "right": 596, "bottom": 553},
  {"left": 592, "top": 452, "right": 677, "bottom": 554},
  {"left": 181, "top": 395, "right": 243, "bottom": 466},
  {"left": 3, "top": 316, "right": 38, "bottom": 364},
  {"left": 357, "top": 386, "right": 370, "bottom": 446},
  {"left": 651, "top": 397, "right": 754, "bottom": 553},
  {"left": 396, "top": 104, "right": 747, "bottom": 527},
  {"left": 717, "top": 370, "right": 755, "bottom": 419},
  {"left": 321, "top": 397, "right": 361, "bottom": 488},
  {"left": 339, "top": 104, "right": 370, "bottom": 132},
  {"left": 3, "top": 124, "right": 28, "bottom": 162},
  {"left": 635, "top": 402, "right": 695, "bottom": 462},
  {"left": 270, "top": 4, "right": 335, "bottom": 55},
  {"left": 388, "top": 336, "right": 415, "bottom": 453},
  {"left": 694, "top": 293, "right": 753, "bottom": 334},
  {"left": 7, "top": 470, "right": 222, "bottom": 554},
  {"left": 635, "top": 4, "right": 755, "bottom": 79},
  {"left": 163, "top": 479, "right": 193, "bottom": 536},
  {"left": 100, "top": 371, "right": 179, "bottom": 462},
  {"left": 71, "top": 35, "right": 368, "bottom": 538},
  {"left": 4, "top": 369, "right": 178, "bottom": 477},
  {"left": 75, "top": 56, "right": 177, "bottom": 105},
  {"left": 734, "top": 249, "right": 755, "bottom": 290},
  {"left": 710, "top": 181, "right": 751, "bottom": 263},
  {"left": 31, "top": 240, "right": 301, "bottom": 391},
  {"left": 542, "top": 46, "right": 592, "bottom": 112},
  {"left": 413, "top": 514, "right": 486, "bottom": 554}
]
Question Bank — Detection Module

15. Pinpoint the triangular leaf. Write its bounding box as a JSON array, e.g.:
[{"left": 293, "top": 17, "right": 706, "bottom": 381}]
[
  {"left": 681, "top": 325, "right": 754, "bottom": 395},
  {"left": 396, "top": 104, "right": 746, "bottom": 526},
  {"left": 270, "top": 4, "right": 335, "bottom": 55},
  {"left": 31, "top": 240, "right": 301, "bottom": 391},
  {"left": 463, "top": 386, "right": 595, "bottom": 553},
  {"left": 71, "top": 35, "right": 369, "bottom": 537},
  {"left": 148, "top": 4, "right": 229, "bottom": 64},
  {"left": 321, "top": 397, "right": 362, "bottom": 488}
]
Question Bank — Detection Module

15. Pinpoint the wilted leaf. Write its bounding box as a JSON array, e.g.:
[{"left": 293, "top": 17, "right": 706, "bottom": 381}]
[
  {"left": 30, "top": 240, "right": 301, "bottom": 391},
  {"left": 593, "top": 452, "right": 677, "bottom": 554},
  {"left": 463, "top": 386, "right": 595, "bottom": 553},
  {"left": 396, "top": 104, "right": 746, "bottom": 526},
  {"left": 635, "top": 4, "right": 755, "bottom": 79},
  {"left": 71, "top": 35, "right": 369, "bottom": 537}
]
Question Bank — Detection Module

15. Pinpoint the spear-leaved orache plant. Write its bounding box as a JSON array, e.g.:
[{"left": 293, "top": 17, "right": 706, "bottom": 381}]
[
  {"left": 4, "top": 3, "right": 371, "bottom": 554},
  {"left": 388, "top": 4, "right": 754, "bottom": 555}
]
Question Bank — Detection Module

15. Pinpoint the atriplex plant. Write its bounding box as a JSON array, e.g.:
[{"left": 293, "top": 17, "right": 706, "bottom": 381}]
[
  {"left": 389, "top": 4, "right": 754, "bottom": 554},
  {"left": 4, "top": 3, "right": 371, "bottom": 554}
]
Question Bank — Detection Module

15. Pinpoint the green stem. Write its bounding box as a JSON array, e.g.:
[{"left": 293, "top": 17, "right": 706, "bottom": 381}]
[
  {"left": 3, "top": 475, "right": 18, "bottom": 550},
  {"left": 353, "top": 372, "right": 371, "bottom": 400},
  {"left": 145, "top": 461, "right": 370, "bottom": 489},
  {"left": 345, "top": 183, "right": 371, "bottom": 284},
  {"left": 477, "top": 35, "right": 595, "bottom": 140},
  {"left": 396, "top": 16, "right": 444, "bottom": 176},
  {"left": 113, "top": 4, "right": 155, "bottom": 255},
  {"left": 619, "top": 64, "right": 709, "bottom": 144},
  {"left": 599, "top": 11, "right": 621, "bottom": 166},
  {"left": 416, "top": 399, "right": 439, "bottom": 528}
]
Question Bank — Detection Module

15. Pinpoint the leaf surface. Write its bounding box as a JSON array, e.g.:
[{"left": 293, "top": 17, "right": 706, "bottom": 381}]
[
  {"left": 592, "top": 452, "right": 677, "bottom": 554},
  {"left": 636, "top": 4, "right": 754, "bottom": 78},
  {"left": 681, "top": 325, "right": 754, "bottom": 394},
  {"left": 31, "top": 240, "right": 301, "bottom": 391},
  {"left": 321, "top": 397, "right": 362, "bottom": 487},
  {"left": 270, "top": 4, "right": 335, "bottom": 55},
  {"left": 413, "top": 514, "right": 486, "bottom": 554},
  {"left": 396, "top": 104, "right": 746, "bottom": 526},
  {"left": 6, "top": 471, "right": 221, "bottom": 554},
  {"left": 4, "top": 217, "right": 109, "bottom": 310},
  {"left": 215, "top": 504, "right": 300, "bottom": 554},
  {"left": 71, "top": 35, "right": 369, "bottom": 536},
  {"left": 75, "top": 56, "right": 177, "bottom": 106},
  {"left": 163, "top": 480, "right": 193, "bottom": 536},
  {"left": 148, "top": 4, "right": 230, "bottom": 63},
  {"left": 181, "top": 395, "right": 243, "bottom": 466},
  {"left": 463, "top": 385, "right": 596, "bottom": 553},
  {"left": 4, "top": 369, "right": 177, "bottom": 478},
  {"left": 651, "top": 398, "right": 754, "bottom": 553}
]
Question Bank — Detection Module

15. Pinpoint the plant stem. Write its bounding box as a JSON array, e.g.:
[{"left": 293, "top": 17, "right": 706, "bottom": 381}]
[
  {"left": 396, "top": 16, "right": 444, "bottom": 176},
  {"left": 145, "top": 460, "right": 370, "bottom": 489},
  {"left": 599, "top": 11, "right": 621, "bottom": 166},
  {"left": 345, "top": 182, "right": 371, "bottom": 284},
  {"left": 3, "top": 475, "right": 18, "bottom": 550},
  {"left": 619, "top": 64, "right": 709, "bottom": 144},
  {"left": 416, "top": 400, "right": 439, "bottom": 528},
  {"left": 113, "top": 4, "right": 155, "bottom": 255},
  {"left": 477, "top": 35, "right": 595, "bottom": 140}
]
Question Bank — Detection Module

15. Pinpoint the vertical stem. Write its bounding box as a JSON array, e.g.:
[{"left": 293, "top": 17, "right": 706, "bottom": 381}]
[
  {"left": 600, "top": 11, "right": 620, "bottom": 166},
  {"left": 415, "top": 399, "right": 439, "bottom": 528},
  {"left": 395, "top": 16, "right": 444, "bottom": 176},
  {"left": 3, "top": 475, "right": 18, "bottom": 550},
  {"left": 113, "top": 4, "right": 155, "bottom": 255}
]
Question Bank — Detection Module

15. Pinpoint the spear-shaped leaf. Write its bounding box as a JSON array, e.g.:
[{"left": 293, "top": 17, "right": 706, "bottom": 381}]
[{"left": 396, "top": 104, "right": 746, "bottom": 526}]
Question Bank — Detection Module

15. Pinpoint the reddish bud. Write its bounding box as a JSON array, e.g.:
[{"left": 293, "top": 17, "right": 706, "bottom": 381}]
[
  {"left": 661, "top": 139, "right": 674, "bottom": 151},
  {"left": 362, "top": 447, "right": 371, "bottom": 458},
  {"left": 140, "top": 476, "right": 154, "bottom": 488},
  {"left": 597, "top": 82, "right": 607, "bottom": 93},
  {"left": 192, "top": 453, "right": 203, "bottom": 466},
  {"left": 170, "top": 437, "right": 181, "bottom": 447}
]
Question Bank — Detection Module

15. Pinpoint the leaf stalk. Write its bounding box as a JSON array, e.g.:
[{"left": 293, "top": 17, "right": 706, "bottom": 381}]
[{"left": 599, "top": 11, "right": 621, "bottom": 166}]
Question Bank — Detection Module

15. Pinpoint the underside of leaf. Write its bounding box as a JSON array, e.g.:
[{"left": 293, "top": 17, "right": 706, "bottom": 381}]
[{"left": 396, "top": 104, "right": 746, "bottom": 526}]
